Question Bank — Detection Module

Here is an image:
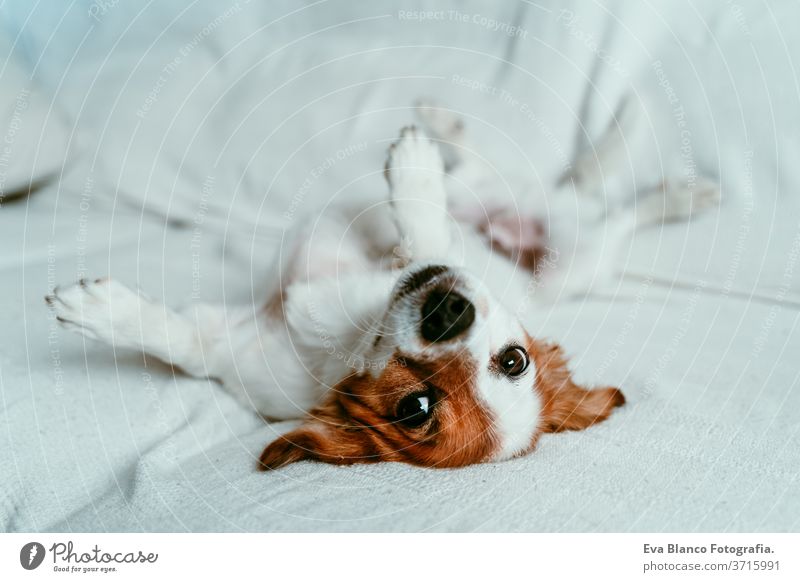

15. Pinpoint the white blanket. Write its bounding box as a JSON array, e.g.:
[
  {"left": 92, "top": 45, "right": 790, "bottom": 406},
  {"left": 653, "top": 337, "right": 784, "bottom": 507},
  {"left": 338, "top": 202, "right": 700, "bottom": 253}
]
[{"left": 1, "top": 0, "right": 799, "bottom": 531}]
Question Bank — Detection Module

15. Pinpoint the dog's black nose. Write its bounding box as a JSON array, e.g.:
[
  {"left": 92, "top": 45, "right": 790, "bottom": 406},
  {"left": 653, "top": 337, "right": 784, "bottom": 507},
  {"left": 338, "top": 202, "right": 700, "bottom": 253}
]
[{"left": 420, "top": 289, "right": 475, "bottom": 342}]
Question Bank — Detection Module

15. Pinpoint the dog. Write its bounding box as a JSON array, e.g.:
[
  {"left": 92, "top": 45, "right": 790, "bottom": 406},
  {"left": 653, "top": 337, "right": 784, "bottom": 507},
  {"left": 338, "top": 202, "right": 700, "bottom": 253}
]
[{"left": 46, "top": 101, "right": 719, "bottom": 469}]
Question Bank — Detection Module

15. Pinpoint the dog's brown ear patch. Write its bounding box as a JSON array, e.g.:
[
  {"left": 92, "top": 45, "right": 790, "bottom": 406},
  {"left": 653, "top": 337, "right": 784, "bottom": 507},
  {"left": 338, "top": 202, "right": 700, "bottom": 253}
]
[
  {"left": 531, "top": 341, "right": 625, "bottom": 433},
  {"left": 258, "top": 424, "right": 377, "bottom": 470},
  {"left": 540, "top": 385, "right": 625, "bottom": 433},
  {"left": 257, "top": 395, "right": 380, "bottom": 470},
  {"left": 258, "top": 429, "right": 314, "bottom": 469}
]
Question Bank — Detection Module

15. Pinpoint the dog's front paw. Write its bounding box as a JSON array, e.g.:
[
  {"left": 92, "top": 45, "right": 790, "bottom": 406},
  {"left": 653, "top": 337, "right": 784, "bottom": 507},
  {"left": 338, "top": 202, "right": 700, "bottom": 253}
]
[
  {"left": 45, "top": 278, "right": 143, "bottom": 345},
  {"left": 384, "top": 126, "right": 450, "bottom": 260},
  {"left": 384, "top": 125, "right": 445, "bottom": 192}
]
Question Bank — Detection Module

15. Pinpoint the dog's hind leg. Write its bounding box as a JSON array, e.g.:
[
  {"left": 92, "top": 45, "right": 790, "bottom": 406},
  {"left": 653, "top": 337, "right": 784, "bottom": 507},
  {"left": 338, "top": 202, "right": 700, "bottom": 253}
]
[
  {"left": 558, "top": 94, "right": 647, "bottom": 203},
  {"left": 633, "top": 177, "right": 721, "bottom": 226},
  {"left": 414, "top": 99, "right": 470, "bottom": 172},
  {"left": 414, "top": 99, "right": 494, "bottom": 197},
  {"left": 534, "top": 176, "right": 720, "bottom": 303}
]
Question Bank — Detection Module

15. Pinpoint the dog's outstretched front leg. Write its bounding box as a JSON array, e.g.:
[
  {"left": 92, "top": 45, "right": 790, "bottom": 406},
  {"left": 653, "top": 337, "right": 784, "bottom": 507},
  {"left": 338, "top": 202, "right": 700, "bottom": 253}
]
[
  {"left": 45, "top": 278, "right": 226, "bottom": 378},
  {"left": 384, "top": 126, "right": 450, "bottom": 266}
]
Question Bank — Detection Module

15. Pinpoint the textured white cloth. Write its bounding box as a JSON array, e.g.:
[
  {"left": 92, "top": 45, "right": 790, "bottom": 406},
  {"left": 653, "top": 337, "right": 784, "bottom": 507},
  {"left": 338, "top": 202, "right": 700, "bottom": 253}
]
[{"left": 1, "top": 0, "right": 798, "bottom": 531}]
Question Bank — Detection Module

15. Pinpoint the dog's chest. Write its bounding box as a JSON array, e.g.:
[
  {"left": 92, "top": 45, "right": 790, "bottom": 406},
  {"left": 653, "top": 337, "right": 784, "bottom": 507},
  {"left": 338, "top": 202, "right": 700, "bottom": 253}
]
[{"left": 283, "top": 271, "right": 398, "bottom": 386}]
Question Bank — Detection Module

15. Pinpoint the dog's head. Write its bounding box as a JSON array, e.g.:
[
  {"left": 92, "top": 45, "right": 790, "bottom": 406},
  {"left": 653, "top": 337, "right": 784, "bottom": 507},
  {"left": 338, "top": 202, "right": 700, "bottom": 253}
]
[{"left": 259, "top": 264, "right": 624, "bottom": 469}]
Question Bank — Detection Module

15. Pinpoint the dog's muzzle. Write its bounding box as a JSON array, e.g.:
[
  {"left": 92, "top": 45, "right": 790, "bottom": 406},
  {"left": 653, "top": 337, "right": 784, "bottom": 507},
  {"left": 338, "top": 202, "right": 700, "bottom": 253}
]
[{"left": 392, "top": 264, "right": 477, "bottom": 343}]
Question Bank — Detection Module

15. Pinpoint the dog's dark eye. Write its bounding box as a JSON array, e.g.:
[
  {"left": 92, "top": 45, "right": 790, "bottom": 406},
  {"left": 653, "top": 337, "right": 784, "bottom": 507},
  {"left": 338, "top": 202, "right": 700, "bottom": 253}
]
[
  {"left": 499, "top": 346, "right": 529, "bottom": 377},
  {"left": 396, "top": 391, "right": 434, "bottom": 428}
]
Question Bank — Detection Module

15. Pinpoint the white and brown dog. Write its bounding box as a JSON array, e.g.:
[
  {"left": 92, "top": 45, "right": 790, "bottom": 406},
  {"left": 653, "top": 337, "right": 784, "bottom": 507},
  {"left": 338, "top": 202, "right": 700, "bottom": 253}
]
[{"left": 47, "top": 101, "right": 718, "bottom": 469}]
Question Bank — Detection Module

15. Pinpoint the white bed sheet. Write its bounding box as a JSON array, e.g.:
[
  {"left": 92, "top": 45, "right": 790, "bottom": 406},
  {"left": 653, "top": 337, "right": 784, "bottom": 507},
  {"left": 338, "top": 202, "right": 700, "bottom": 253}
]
[{"left": 1, "top": 0, "right": 799, "bottom": 531}]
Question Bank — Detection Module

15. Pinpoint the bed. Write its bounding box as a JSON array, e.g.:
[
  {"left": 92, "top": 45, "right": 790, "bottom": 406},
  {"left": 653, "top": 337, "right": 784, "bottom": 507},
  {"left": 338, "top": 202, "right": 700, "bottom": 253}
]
[{"left": 2, "top": 0, "right": 798, "bottom": 531}]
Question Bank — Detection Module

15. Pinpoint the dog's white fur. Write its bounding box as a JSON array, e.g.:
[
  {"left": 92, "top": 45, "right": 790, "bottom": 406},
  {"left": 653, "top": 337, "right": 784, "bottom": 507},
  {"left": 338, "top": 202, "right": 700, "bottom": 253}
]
[{"left": 48, "top": 101, "right": 719, "bottom": 461}]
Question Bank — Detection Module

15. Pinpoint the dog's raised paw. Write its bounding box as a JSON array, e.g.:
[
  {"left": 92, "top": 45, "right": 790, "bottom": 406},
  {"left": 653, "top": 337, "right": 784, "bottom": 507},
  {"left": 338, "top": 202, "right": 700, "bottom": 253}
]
[
  {"left": 46, "top": 278, "right": 143, "bottom": 344},
  {"left": 663, "top": 177, "right": 721, "bottom": 220},
  {"left": 384, "top": 125, "right": 445, "bottom": 190},
  {"left": 690, "top": 178, "right": 722, "bottom": 211}
]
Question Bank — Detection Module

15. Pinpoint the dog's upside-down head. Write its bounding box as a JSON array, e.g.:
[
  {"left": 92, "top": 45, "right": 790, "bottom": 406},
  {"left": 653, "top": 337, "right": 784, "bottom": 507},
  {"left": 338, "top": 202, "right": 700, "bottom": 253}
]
[{"left": 259, "top": 264, "right": 625, "bottom": 470}]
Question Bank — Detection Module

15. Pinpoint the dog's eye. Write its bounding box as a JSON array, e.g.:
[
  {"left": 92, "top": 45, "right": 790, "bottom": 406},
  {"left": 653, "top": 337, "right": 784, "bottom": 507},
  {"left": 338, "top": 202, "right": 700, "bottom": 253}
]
[
  {"left": 396, "top": 392, "right": 434, "bottom": 428},
  {"left": 499, "top": 346, "right": 529, "bottom": 377}
]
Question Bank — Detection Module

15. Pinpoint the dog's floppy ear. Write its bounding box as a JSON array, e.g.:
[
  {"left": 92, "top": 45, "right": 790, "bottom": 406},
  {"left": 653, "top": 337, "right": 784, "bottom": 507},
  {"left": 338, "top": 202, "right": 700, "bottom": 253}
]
[
  {"left": 532, "top": 341, "right": 625, "bottom": 433},
  {"left": 258, "top": 423, "right": 376, "bottom": 470},
  {"left": 257, "top": 397, "right": 378, "bottom": 470}
]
